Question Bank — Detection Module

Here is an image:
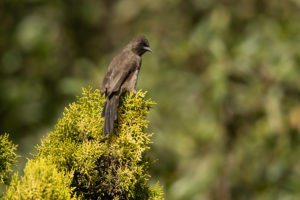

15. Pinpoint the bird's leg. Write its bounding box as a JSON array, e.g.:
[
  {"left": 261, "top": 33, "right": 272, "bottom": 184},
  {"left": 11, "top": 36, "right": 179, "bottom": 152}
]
[
  {"left": 135, "top": 89, "right": 146, "bottom": 101},
  {"left": 132, "top": 89, "right": 138, "bottom": 98}
]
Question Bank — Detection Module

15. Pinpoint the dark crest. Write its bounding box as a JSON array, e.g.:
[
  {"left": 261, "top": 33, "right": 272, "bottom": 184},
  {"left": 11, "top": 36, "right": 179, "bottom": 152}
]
[{"left": 131, "top": 35, "right": 152, "bottom": 55}]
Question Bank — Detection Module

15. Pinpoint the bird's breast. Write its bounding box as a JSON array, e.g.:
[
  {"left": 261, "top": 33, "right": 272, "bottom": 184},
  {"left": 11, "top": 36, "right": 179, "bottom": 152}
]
[{"left": 121, "top": 69, "right": 140, "bottom": 92}]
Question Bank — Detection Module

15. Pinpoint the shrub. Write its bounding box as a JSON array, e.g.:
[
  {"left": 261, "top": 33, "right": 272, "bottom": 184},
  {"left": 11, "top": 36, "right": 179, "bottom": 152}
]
[
  {"left": 5, "top": 88, "right": 163, "bottom": 200},
  {"left": 0, "top": 133, "right": 18, "bottom": 185},
  {"left": 5, "top": 158, "right": 76, "bottom": 200}
]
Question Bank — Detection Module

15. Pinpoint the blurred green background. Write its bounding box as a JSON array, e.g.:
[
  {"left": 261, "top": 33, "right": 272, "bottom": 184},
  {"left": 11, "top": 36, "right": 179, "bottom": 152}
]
[{"left": 1, "top": 0, "right": 300, "bottom": 199}]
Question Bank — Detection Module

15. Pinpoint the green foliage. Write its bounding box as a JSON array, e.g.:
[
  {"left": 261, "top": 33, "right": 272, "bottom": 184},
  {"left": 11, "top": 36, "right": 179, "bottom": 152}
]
[
  {"left": 5, "top": 88, "right": 163, "bottom": 200},
  {"left": 5, "top": 158, "right": 76, "bottom": 200},
  {"left": 0, "top": 133, "right": 18, "bottom": 185}
]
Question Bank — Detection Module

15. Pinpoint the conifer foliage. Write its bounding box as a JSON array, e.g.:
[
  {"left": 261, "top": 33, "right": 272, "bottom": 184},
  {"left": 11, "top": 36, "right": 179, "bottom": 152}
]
[
  {"left": 5, "top": 88, "right": 163, "bottom": 200},
  {"left": 0, "top": 134, "right": 18, "bottom": 185}
]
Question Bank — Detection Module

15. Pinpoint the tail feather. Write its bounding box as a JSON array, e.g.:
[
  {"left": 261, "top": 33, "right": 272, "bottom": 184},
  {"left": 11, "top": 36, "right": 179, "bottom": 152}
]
[
  {"left": 112, "top": 97, "right": 119, "bottom": 121},
  {"left": 101, "top": 102, "right": 107, "bottom": 117},
  {"left": 102, "top": 95, "right": 119, "bottom": 135}
]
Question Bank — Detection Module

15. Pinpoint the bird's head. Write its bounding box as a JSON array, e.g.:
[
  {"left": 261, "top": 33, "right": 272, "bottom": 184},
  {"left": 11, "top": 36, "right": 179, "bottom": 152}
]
[{"left": 131, "top": 35, "right": 152, "bottom": 56}]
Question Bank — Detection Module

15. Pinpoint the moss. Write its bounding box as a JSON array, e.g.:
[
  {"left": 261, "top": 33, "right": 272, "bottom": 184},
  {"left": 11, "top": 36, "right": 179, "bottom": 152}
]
[{"left": 5, "top": 87, "right": 163, "bottom": 200}]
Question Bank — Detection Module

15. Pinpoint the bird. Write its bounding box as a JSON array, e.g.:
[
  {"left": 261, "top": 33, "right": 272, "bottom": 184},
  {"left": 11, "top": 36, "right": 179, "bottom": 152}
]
[{"left": 100, "top": 35, "right": 152, "bottom": 135}]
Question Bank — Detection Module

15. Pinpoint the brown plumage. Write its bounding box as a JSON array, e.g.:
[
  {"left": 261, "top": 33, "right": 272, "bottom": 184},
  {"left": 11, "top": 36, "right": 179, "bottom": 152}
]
[{"left": 100, "top": 35, "right": 152, "bottom": 135}]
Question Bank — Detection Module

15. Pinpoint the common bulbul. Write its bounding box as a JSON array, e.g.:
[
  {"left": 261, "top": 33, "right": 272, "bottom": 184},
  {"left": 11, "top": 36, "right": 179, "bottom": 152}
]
[{"left": 101, "top": 35, "right": 152, "bottom": 135}]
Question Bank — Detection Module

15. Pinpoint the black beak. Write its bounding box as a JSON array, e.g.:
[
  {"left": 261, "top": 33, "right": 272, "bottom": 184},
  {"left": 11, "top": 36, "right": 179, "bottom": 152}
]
[{"left": 143, "top": 46, "right": 152, "bottom": 53}]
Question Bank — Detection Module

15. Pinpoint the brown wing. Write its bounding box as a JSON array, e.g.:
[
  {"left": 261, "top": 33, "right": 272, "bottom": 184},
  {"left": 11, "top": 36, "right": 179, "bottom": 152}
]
[{"left": 101, "top": 51, "right": 137, "bottom": 97}]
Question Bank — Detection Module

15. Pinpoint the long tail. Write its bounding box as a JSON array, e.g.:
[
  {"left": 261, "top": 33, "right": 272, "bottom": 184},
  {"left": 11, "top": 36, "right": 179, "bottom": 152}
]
[{"left": 102, "top": 95, "right": 119, "bottom": 135}]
